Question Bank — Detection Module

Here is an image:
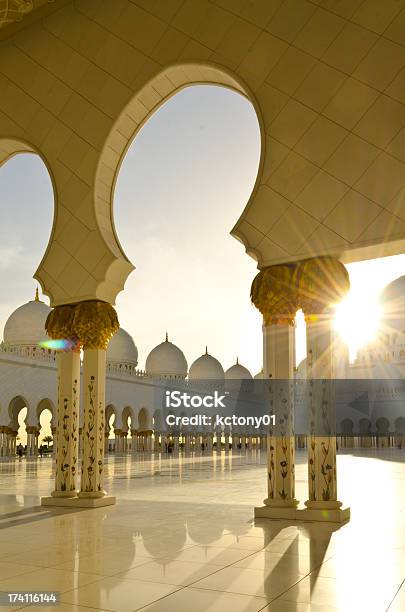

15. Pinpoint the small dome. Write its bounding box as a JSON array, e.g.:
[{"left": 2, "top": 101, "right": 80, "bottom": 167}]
[
  {"left": 3, "top": 293, "right": 51, "bottom": 347},
  {"left": 379, "top": 276, "right": 405, "bottom": 333},
  {"left": 225, "top": 359, "right": 252, "bottom": 380},
  {"left": 189, "top": 348, "right": 224, "bottom": 380},
  {"left": 107, "top": 328, "right": 138, "bottom": 366},
  {"left": 254, "top": 370, "right": 264, "bottom": 380},
  {"left": 145, "top": 334, "right": 188, "bottom": 378}
]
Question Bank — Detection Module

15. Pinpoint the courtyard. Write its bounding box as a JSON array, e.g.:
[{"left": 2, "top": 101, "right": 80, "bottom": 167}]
[{"left": 0, "top": 449, "right": 404, "bottom": 611}]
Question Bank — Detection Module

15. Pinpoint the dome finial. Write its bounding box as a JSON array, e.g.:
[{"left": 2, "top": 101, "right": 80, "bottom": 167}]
[
  {"left": 205, "top": 345, "right": 208, "bottom": 355},
  {"left": 165, "top": 331, "right": 168, "bottom": 342},
  {"left": 236, "top": 356, "right": 239, "bottom": 365},
  {"left": 35, "top": 287, "right": 39, "bottom": 302}
]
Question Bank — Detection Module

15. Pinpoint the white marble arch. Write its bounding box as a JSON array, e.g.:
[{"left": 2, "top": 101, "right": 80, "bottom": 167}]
[
  {"left": 36, "top": 397, "right": 56, "bottom": 430},
  {"left": 3, "top": 2, "right": 403, "bottom": 304},
  {"left": 7, "top": 395, "right": 29, "bottom": 431},
  {"left": 122, "top": 405, "right": 135, "bottom": 433},
  {"left": 96, "top": 62, "right": 263, "bottom": 277},
  {"left": 0, "top": 139, "right": 56, "bottom": 291},
  {"left": 376, "top": 416, "right": 390, "bottom": 434},
  {"left": 105, "top": 404, "right": 118, "bottom": 437},
  {"left": 152, "top": 409, "right": 163, "bottom": 432},
  {"left": 395, "top": 417, "right": 405, "bottom": 433},
  {"left": 137, "top": 407, "right": 152, "bottom": 431}
]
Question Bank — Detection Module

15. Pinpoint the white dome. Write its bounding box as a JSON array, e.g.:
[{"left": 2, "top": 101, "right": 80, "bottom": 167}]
[
  {"left": 254, "top": 369, "right": 264, "bottom": 380},
  {"left": 380, "top": 276, "right": 405, "bottom": 333},
  {"left": 225, "top": 360, "right": 252, "bottom": 380},
  {"left": 189, "top": 349, "right": 224, "bottom": 380},
  {"left": 146, "top": 335, "right": 187, "bottom": 378},
  {"left": 3, "top": 296, "right": 51, "bottom": 347},
  {"left": 107, "top": 328, "right": 138, "bottom": 366}
]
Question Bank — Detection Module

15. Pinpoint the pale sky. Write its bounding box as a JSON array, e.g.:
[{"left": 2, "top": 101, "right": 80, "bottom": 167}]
[{"left": 1, "top": 84, "right": 405, "bottom": 376}]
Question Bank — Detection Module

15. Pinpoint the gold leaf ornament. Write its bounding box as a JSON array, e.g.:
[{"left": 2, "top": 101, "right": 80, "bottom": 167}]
[
  {"left": 251, "top": 264, "right": 298, "bottom": 326},
  {"left": 73, "top": 301, "right": 119, "bottom": 349},
  {"left": 296, "top": 257, "right": 350, "bottom": 317},
  {"left": 45, "top": 305, "right": 78, "bottom": 343},
  {"left": 45, "top": 301, "right": 119, "bottom": 350}
]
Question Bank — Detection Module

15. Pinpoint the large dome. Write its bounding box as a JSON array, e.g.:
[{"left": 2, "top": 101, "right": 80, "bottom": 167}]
[
  {"left": 3, "top": 295, "right": 51, "bottom": 347},
  {"left": 379, "top": 276, "right": 405, "bottom": 334},
  {"left": 225, "top": 359, "right": 252, "bottom": 380},
  {"left": 145, "top": 334, "right": 188, "bottom": 378},
  {"left": 189, "top": 348, "right": 224, "bottom": 380},
  {"left": 107, "top": 328, "right": 138, "bottom": 366}
]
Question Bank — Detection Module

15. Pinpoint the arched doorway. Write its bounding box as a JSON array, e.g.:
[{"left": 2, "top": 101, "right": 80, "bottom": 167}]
[
  {"left": 105, "top": 405, "right": 117, "bottom": 453},
  {"left": 113, "top": 83, "right": 261, "bottom": 374},
  {"left": 37, "top": 399, "right": 55, "bottom": 456},
  {"left": 8, "top": 396, "right": 29, "bottom": 457},
  {"left": 137, "top": 408, "right": 152, "bottom": 452},
  {"left": 122, "top": 406, "right": 135, "bottom": 453},
  {"left": 0, "top": 142, "right": 54, "bottom": 320}
]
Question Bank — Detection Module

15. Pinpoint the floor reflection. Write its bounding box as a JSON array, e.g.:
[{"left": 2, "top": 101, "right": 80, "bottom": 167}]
[{"left": 0, "top": 449, "right": 403, "bottom": 611}]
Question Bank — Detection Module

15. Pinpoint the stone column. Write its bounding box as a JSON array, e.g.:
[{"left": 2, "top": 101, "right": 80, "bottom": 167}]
[
  {"left": 122, "top": 431, "right": 128, "bottom": 452},
  {"left": 9, "top": 431, "right": 17, "bottom": 457},
  {"left": 51, "top": 426, "right": 57, "bottom": 458},
  {"left": 2, "top": 428, "right": 10, "bottom": 457},
  {"left": 40, "top": 305, "right": 81, "bottom": 505},
  {"left": 34, "top": 428, "right": 39, "bottom": 456},
  {"left": 252, "top": 264, "right": 299, "bottom": 519},
  {"left": 147, "top": 432, "right": 153, "bottom": 451},
  {"left": 114, "top": 429, "right": 122, "bottom": 453},
  {"left": 79, "top": 347, "right": 109, "bottom": 503},
  {"left": 75, "top": 301, "right": 118, "bottom": 507},
  {"left": 0, "top": 427, "right": 6, "bottom": 457},
  {"left": 131, "top": 430, "right": 138, "bottom": 452},
  {"left": 297, "top": 256, "right": 350, "bottom": 523},
  {"left": 215, "top": 429, "right": 222, "bottom": 452},
  {"left": 47, "top": 350, "right": 80, "bottom": 499},
  {"left": 26, "top": 427, "right": 38, "bottom": 457}
]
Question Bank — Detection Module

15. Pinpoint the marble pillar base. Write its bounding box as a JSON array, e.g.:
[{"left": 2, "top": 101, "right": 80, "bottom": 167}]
[
  {"left": 255, "top": 504, "right": 350, "bottom": 523},
  {"left": 41, "top": 495, "right": 116, "bottom": 508},
  {"left": 254, "top": 505, "right": 298, "bottom": 520},
  {"left": 296, "top": 506, "right": 350, "bottom": 523}
]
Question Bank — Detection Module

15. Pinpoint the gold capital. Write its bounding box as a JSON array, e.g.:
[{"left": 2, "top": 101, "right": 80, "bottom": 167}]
[
  {"left": 296, "top": 256, "right": 350, "bottom": 318},
  {"left": 45, "top": 300, "right": 119, "bottom": 350},
  {"left": 251, "top": 264, "right": 298, "bottom": 326}
]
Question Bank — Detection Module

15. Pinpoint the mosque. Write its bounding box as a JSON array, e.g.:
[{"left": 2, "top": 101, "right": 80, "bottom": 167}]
[
  {"left": 1, "top": 275, "right": 405, "bottom": 459},
  {"left": 0, "top": 288, "right": 260, "bottom": 458},
  {"left": 0, "top": 1, "right": 405, "bottom": 606}
]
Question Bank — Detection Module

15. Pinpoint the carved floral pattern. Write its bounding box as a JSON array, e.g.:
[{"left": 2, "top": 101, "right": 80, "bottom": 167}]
[{"left": 267, "top": 379, "right": 295, "bottom": 501}]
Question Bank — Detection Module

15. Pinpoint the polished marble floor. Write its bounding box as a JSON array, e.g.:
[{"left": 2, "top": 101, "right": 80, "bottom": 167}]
[{"left": 0, "top": 448, "right": 404, "bottom": 611}]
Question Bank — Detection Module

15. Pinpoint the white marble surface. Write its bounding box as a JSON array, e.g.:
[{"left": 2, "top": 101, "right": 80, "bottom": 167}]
[{"left": 0, "top": 448, "right": 404, "bottom": 611}]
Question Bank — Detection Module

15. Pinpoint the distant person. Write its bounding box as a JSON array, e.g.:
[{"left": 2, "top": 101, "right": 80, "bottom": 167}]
[
  {"left": 39, "top": 445, "right": 44, "bottom": 458},
  {"left": 16, "top": 444, "right": 23, "bottom": 459}
]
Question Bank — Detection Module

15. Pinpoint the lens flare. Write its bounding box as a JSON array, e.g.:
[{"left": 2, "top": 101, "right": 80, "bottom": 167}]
[{"left": 38, "top": 339, "right": 76, "bottom": 351}]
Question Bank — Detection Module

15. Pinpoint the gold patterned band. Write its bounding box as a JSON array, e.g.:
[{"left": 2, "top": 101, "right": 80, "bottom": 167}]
[
  {"left": 251, "top": 257, "right": 350, "bottom": 324},
  {"left": 45, "top": 300, "right": 119, "bottom": 350}
]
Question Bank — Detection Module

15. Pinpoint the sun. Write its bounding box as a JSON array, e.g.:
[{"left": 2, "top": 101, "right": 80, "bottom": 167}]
[{"left": 334, "top": 289, "right": 382, "bottom": 361}]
